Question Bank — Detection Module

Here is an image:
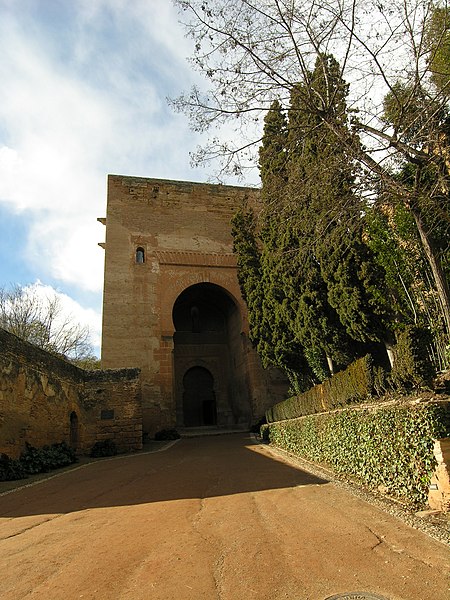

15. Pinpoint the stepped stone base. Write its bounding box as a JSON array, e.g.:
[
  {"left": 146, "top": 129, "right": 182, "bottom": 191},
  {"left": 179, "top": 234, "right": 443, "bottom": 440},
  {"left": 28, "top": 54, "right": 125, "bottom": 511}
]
[{"left": 178, "top": 426, "right": 249, "bottom": 438}]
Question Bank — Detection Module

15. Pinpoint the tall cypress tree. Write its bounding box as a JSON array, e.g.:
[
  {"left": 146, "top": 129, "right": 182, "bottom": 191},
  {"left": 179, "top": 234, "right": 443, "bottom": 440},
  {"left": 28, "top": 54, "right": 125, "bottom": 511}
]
[
  {"left": 283, "top": 59, "right": 357, "bottom": 376},
  {"left": 258, "top": 99, "right": 288, "bottom": 202},
  {"left": 232, "top": 103, "right": 314, "bottom": 391},
  {"left": 230, "top": 206, "right": 262, "bottom": 340},
  {"left": 258, "top": 101, "right": 314, "bottom": 389},
  {"left": 233, "top": 55, "right": 395, "bottom": 388},
  {"left": 296, "top": 55, "right": 394, "bottom": 360}
]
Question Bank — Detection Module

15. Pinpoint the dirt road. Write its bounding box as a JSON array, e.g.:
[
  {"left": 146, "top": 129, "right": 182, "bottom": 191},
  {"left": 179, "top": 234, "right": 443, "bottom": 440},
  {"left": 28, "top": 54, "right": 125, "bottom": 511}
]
[{"left": 0, "top": 433, "right": 448, "bottom": 600}]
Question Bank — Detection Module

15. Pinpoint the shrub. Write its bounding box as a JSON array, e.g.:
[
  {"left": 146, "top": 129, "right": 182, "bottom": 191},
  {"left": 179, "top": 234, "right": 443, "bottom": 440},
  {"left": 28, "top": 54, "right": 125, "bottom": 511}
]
[
  {"left": 390, "top": 325, "right": 436, "bottom": 391},
  {"left": 260, "top": 424, "right": 270, "bottom": 442},
  {"left": 267, "top": 355, "right": 374, "bottom": 422},
  {"left": 0, "top": 453, "right": 28, "bottom": 481},
  {"left": 154, "top": 429, "right": 181, "bottom": 441},
  {"left": 19, "top": 441, "right": 77, "bottom": 474},
  {"left": 0, "top": 442, "right": 77, "bottom": 482},
  {"left": 90, "top": 439, "right": 117, "bottom": 457},
  {"left": 250, "top": 417, "right": 267, "bottom": 434},
  {"left": 266, "top": 400, "right": 449, "bottom": 505}
]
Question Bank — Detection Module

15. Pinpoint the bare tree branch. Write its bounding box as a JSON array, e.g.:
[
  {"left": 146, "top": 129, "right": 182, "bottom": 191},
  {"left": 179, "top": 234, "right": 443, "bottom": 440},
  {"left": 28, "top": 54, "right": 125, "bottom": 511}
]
[{"left": 0, "top": 284, "right": 94, "bottom": 361}]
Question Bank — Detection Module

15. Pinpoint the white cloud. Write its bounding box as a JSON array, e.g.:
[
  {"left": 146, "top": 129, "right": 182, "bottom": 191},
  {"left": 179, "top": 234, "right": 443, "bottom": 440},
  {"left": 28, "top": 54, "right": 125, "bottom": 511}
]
[
  {"left": 0, "top": 2, "right": 213, "bottom": 296},
  {"left": 27, "top": 216, "right": 106, "bottom": 293},
  {"left": 0, "top": 0, "right": 259, "bottom": 373},
  {"left": 22, "top": 281, "right": 102, "bottom": 354}
]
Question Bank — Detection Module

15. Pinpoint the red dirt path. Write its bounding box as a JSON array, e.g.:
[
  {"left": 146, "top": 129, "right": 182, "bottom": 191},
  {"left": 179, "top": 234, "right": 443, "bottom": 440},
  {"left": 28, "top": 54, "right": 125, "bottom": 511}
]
[{"left": 0, "top": 433, "right": 448, "bottom": 600}]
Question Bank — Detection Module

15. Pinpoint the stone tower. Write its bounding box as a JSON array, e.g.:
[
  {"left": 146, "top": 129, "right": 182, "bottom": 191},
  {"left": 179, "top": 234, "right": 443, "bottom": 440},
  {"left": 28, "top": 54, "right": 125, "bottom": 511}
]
[{"left": 99, "top": 175, "right": 287, "bottom": 435}]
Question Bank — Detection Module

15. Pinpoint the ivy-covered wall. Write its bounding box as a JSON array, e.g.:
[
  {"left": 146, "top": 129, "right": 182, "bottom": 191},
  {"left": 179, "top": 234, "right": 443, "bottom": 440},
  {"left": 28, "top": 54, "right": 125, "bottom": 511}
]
[
  {"left": 0, "top": 328, "right": 142, "bottom": 458},
  {"left": 263, "top": 399, "right": 450, "bottom": 505}
]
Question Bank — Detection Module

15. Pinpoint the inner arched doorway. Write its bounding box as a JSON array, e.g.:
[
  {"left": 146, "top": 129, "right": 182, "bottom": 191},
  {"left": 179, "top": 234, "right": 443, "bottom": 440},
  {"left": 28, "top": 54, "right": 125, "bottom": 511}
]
[
  {"left": 172, "top": 282, "right": 251, "bottom": 428},
  {"left": 183, "top": 366, "right": 217, "bottom": 426}
]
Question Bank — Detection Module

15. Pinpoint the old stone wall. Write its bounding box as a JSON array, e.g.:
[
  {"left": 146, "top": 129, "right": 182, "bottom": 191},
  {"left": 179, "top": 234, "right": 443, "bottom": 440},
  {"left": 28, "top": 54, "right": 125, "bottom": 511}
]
[{"left": 0, "top": 328, "right": 142, "bottom": 458}]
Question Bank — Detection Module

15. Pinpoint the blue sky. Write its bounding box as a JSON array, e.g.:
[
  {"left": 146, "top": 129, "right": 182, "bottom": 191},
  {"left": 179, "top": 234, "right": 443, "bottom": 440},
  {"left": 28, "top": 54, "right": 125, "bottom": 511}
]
[{"left": 0, "top": 0, "right": 248, "bottom": 355}]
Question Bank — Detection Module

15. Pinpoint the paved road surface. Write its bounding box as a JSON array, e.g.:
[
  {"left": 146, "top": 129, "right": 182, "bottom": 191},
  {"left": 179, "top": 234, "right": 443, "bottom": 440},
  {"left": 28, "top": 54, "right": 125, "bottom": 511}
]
[{"left": 0, "top": 433, "right": 448, "bottom": 600}]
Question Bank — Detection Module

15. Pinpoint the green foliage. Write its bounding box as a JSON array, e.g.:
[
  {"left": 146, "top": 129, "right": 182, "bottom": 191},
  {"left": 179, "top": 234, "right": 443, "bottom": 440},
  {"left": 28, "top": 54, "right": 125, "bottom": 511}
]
[
  {"left": 286, "top": 57, "right": 366, "bottom": 362},
  {"left": 0, "top": 442, "right": 77, "bottom": 482},
  {"left": 19, "top": 441, "right": 77, "bottom": 474},
  {"left": 266, "top": 355, "right": 374, "bottom": 422},
  {"left": 71, "top": 356, "right": 102, "bottom": 370},
  {"left": 258, "top": 99, "right": 288, "bottom": 197},
  {"left": 365, "top": 196, "right": 449, "bottom": 371},
  {"left": 232, "top": 103, "right": 316, "bottom": 388},
  {"left": 154, "top": 428, "right": 181, "bottom": 441},
  {"left": 267, "top": 401, "right": 449, "bottom": 505},
  {"left": 396, "top": 161, "right": 450, "bottom": 277},
  {"left": 235, "top": 54, "right": 397, "bottom": 390},
  {"left": 90, "top": 439, "right": 117, "bottom": 457},
  {"left": 319, "top": 225, "right": 392, "bottom": 345},
  {"left": 230, "top": 207, "right": 263, "bottom": 347},
  {"left": 233, "top": 49, "right": 448, "bottom": 386},
  {"left": 380, "top": 72, "right": 450, "bottom": 339},
  {"left": 0, "top": 454, "right": 28, "bottom": 481},
  {"left": 364, "top": 202, "right": 423, "bottom": 324},
  {"left": 390, "top": 325, "right": 436, "bottom": 390},
  {"left": 383, "top": 82, "right": 445, "bottom": 145},
  {"left": 425, "top": 6, "right": 450, "bottom": 94}
]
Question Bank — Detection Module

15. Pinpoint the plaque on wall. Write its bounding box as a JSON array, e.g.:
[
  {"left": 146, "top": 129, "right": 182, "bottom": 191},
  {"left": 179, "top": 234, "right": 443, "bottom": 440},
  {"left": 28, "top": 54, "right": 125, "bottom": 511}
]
[{"left": 101, "top": 409, "right": 115, "bottom": 420}]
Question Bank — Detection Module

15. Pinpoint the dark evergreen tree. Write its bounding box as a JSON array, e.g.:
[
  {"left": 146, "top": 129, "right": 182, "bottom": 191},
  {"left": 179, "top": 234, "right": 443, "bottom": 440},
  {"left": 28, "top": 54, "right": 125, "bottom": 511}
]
[
  {"left": 258, "top": 99, "right": 288, "bottom": 202},
  {"left": 231, "top": 206, "right": 285, "bottom": 374},
  {"left": 173, "top": 0, "right": 450, "bottom": 345},
  {"left": 233, "top": 54, "right": 398, "bottom": 389},
  {"left": 285, "top": 57, "right": 377, "bottom": 371},
  {"left": 257, "top": 100, "right": 315, "bottom": 390},
  {"left": 230, "top": 206, "right": 262, "bottom": 340}
]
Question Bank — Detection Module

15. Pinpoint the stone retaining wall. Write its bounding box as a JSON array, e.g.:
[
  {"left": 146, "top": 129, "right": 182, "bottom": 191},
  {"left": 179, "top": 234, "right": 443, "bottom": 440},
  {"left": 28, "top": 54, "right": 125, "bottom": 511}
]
[{"left": 0, "top": 328, "right": 142, "bottom": 458}]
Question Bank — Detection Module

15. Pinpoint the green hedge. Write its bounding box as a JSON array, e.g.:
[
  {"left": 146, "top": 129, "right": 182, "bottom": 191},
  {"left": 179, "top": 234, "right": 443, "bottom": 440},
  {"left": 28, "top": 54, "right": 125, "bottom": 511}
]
[
  {"left": 266, "top": 355, "right": 374, "bottom": 422},
  {"left": 263, "top": 400, "right": 449, "bottom": 505}
]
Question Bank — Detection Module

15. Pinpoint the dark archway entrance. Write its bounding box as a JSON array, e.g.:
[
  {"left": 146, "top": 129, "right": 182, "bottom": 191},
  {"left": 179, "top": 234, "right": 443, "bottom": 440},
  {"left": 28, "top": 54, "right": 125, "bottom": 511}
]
[
  {"left": 172, "top": 282, "right": 251, "bottom": 429},
  {"left": 183, "top": 366, "right": 217, "bottom": 427}
]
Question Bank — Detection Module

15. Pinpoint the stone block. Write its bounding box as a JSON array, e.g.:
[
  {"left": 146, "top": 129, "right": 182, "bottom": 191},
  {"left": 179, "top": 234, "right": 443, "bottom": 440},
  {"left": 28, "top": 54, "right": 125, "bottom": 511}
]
[{"left": 428, "top": 437, "right": 450, "bottom": 512}]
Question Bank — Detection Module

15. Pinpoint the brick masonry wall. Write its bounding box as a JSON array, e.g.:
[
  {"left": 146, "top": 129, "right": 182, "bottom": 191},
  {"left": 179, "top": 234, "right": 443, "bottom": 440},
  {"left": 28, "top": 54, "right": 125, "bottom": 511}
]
[
  {"left": 100, "top": 175, "right": 289, "bottom": 434},
  {"left": 82, "top": 370, "right": 142, "bottom": 454},
  {"left": 0, "top": 328, "right": 142, "bottom": 458}
]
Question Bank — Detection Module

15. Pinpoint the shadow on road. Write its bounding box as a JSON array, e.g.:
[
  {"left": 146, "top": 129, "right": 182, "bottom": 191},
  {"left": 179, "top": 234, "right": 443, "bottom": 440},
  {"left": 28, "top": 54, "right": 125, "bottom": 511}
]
[{"left": 0, "top": 433, "right": 328, "bottom": 518}]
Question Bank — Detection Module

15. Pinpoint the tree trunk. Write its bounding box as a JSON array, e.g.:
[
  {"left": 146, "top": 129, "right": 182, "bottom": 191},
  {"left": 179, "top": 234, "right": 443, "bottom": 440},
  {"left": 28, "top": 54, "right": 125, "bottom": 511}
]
[
  {"left": 412, "top": 207, "right": 450, "bottom": 336},
  {"left": 326, "top": 355, "right": 334, "bottom": 376},
  {"left": 384, "top": 340, "right": 395, "bottom": 369}
]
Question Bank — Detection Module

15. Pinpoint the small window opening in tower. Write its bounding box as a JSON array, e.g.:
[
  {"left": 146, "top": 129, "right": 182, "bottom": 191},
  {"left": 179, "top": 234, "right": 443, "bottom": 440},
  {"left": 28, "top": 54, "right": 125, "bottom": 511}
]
[{"left": 136, "top": 247, "right": 145, "bottom": 264}]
